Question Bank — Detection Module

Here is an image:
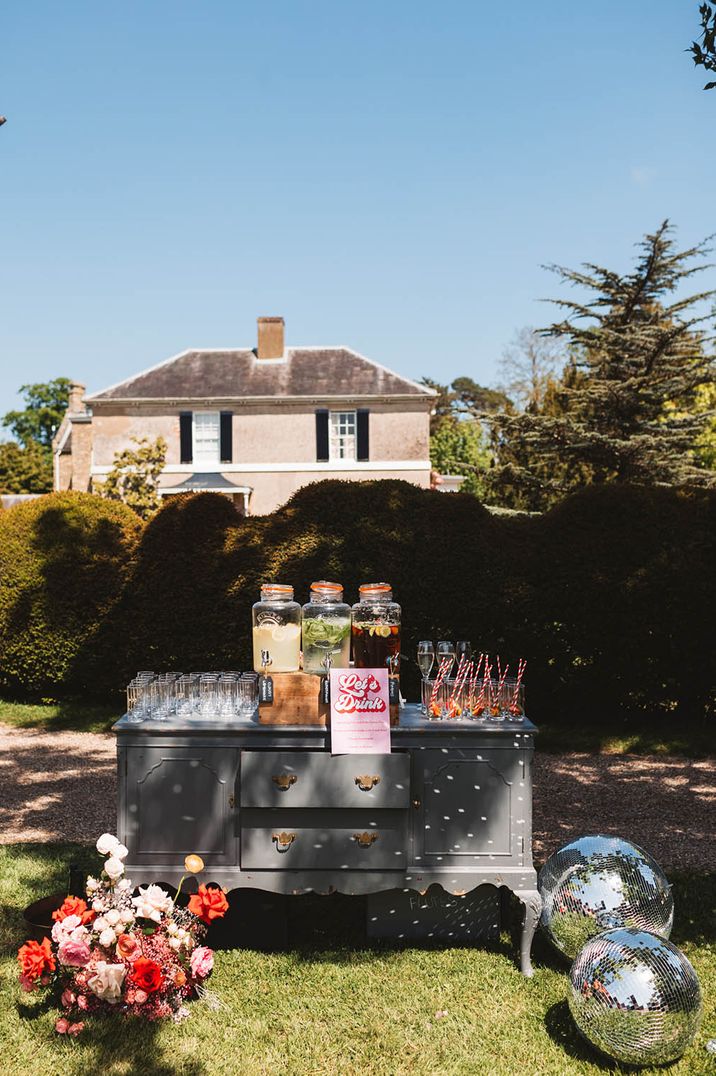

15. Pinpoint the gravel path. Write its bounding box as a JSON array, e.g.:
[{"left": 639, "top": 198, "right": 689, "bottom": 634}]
[{"left": 1, "top": 725, "right": 714, "bottom": 871}]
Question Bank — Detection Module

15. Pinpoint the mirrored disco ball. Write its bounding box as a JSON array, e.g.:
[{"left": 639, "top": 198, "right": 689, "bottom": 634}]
[
  {"left": 569, "top": 928, "right": 702, "bottom": 1065},
  {"left": 538, "top": 835, "right": 673, "bottom": 959}
]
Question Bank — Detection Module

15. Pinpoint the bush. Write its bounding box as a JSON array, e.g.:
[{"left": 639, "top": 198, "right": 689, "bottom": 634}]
[
  {"left": 0, "top": 481, "right": 713, "bottom": 722},
  {"left": 0, "top": 492, "right": 141, "bottom": 698}
]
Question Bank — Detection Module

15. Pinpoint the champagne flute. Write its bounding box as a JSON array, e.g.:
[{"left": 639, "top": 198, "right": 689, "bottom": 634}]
[
  {"left": 436, "top": 640, "right": 455, "bottom": 677},
  {"left": 456, "top": 640, "right": 472, "bottom": 664},
  {"left": 417, "top": 641, "right": 435, "bottom": 715}
]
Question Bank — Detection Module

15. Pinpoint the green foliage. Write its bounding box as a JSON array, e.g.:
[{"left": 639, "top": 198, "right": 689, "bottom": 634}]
[
  {"left": 0, "top": 492, "right": 141, "bottom": 698},
  {"left": 99, "top": 436, "right": 167, "bottom": 518},
  {"left": 691, "top": 2, "right": 716, "bottom": 88},
  {"left": 486, "top": 222, "right": 716, "bottom": 509},
  {"left": 0, "top": 480, "right": 713, "bottom": 726},
  {"left": 429, "top": 416, "right": 491, "bottom": 496},
  {"left": 0, "top": 440, "right": 53, "bottom": 493},
  {"left": 2, "top": 377, "right": 71, "bottom": 449}
]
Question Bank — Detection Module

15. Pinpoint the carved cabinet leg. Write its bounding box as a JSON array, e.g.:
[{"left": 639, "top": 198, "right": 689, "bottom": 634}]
[{"left": 514, "top": 889, "right": 542, "bottom": 977}]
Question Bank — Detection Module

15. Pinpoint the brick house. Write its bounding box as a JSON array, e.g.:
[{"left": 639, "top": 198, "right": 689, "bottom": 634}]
[{"left": 53, "top": 317, "right": 435, "bottom": 515}]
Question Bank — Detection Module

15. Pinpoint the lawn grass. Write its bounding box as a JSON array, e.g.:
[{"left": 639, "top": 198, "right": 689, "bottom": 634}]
[
  {"left": 1, "top": 843, "right": 714, "bottom": 1075},
  {"left": 1, "top": 698, "right": 713, "bottom": 757}
]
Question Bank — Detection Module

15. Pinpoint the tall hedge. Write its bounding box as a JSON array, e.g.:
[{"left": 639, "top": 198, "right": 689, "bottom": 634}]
[
  {"left": 0, "top": 480, "right": 713, "bottom": 721},
  {"left": 0, "top": 492, "right": 141, "bottom": 698}
]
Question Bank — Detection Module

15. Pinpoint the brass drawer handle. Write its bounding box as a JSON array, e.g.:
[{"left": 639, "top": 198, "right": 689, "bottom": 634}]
[
  {"left": 355, "top": 774, "right": 381, "bottom": 792},
  {"left": 352, "top": 832, "right": 379, "bottom": 847},
  {"left": 272, "top": 831, "right": 297, "bottom": 851},
  {"left": 272, "top": 774, "right": 297, "bottom": 791}
]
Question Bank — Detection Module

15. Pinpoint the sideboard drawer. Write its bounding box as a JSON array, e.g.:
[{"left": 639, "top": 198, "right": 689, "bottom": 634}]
[
  {"left": 240, "top": 808, "right": 408, "bottom": 869},
  {"left": 240, "top": 751, "right": 410, "bottom": 809}
]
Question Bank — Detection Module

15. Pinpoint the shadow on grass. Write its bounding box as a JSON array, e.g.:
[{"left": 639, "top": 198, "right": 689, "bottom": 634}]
[
  {"left": 537, "top": 715, "right": 715, "bottom": 759},
  {"left": 0, "top": 698, "right": 118, "bottom": 734},
  {"left": 544, "top": 999, "right": 614, "bottom": 1070}
]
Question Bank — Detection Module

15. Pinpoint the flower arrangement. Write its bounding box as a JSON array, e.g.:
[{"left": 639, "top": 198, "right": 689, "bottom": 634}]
[{"left": 17, "top": 833, "right": 229, "bottom": 1036}]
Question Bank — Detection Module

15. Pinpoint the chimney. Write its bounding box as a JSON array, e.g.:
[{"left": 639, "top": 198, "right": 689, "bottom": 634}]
[
  {"left": 257, "top": 316, "right": 285, "bottom": 360},
  {"left": 68, "top": 382, "right": 87, "bottom": 413}
]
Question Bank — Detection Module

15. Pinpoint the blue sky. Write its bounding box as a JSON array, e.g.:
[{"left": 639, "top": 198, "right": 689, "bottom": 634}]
[{"left": 1, "top": 1, "right": 714, "bottom": 413}]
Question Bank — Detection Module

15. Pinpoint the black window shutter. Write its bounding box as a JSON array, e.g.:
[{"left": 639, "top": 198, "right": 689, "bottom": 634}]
[
  {"left": 316, "top": 409, "right": 329, "bottom": 461},
  {"left": 356, "top": 409, "right": 369, "bottom": 461},
  {"left": 220, "top": 411, "right": 233, "bottom": 464},
  {"left": 179, "top": 412, "right": 193, "bottom": 464}
]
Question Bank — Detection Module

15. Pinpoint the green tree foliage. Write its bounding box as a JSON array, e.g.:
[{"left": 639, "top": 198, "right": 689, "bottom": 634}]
[
  {"left": 2, "top": 378, "right": 72, "bottom": 449},
  {"left": 486, "top": 222, "right": 716, "bottom": 509},
  {"left": 422, "top": 376, "right": 507, "bottom": 492},
  {"left": 99, "top": 437, "right": 167, "bottom": 519},
  {"left": 429, "top": 416, "right": 491, "bottom": 496},
  {"left": 691, "top": 2, "right": 716, "bottom": 88},
  {"left": 0, "top": 441, "right": 53, "bottom": 494}
]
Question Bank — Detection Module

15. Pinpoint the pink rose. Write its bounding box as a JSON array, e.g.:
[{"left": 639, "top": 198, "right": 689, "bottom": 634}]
[
  {"left": 77, "top": 994, "right": 88, "bottom": 1011},
  {"left": 19, "top": 974, "right": 36, "bottom": 993},
  {"left": 61, "top": 988, "right": 76, "bottom": 1008},
  {"left": 134, "top": 988, "right": 148, "bottom": 1004},
  {"left": 58, "top": 937, "right": 92, "bottom": 967},
  {"left": 67, "top": 1022, "right": 84, "bottom": 1036},
  {"left": 55, "top": 1018, "right": 69, "bottom": 1034},
  {"left": 189, "top": 946, "right": 214, "bottom": 980}
]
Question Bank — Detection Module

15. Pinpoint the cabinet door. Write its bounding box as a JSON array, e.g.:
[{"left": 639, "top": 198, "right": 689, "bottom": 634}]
[
  {"left": 413, "top": 748, "right": 524, "bottom": 866},
  {"left": 124, "top": 747, "right": 238, "bottom": 866}
]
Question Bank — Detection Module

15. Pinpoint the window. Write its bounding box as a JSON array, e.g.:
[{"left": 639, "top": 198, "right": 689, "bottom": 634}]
[
  {"left": 329, "top": 410, "right": 357, "bottom": 461},
  {"left": 193, "top": 412, "right": 220, "bottom": 465}
]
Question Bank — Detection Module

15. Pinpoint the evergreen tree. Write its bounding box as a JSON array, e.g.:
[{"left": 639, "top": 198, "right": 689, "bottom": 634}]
[{"left": 486, "top": 222, "right": 716, "bottom": 509}]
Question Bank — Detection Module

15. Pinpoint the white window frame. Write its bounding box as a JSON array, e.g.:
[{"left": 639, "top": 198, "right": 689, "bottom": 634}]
[
  {"left": 329, "top": 410, "right": 357, "bottom": 462},
  {"left": 192, "top": 410, "right": 220, "bottom": 466}
]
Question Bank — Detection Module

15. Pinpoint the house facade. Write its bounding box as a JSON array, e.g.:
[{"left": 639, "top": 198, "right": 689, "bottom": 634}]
[{"left": 53, "top": 317, "right": 435, "bottom": 515}]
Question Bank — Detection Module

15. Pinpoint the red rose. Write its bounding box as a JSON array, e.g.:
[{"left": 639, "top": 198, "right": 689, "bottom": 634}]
[
  {"left": 188, "top": 884, "right": 229, "bottom": 924},
  {"left": 129, "top": 956, "right": 163, "bottom": 994},
  {"left": 52, "top": 896, "right": 95, "bottom": 926},
  {"left": 18, "top": 937, "right": 55, "bottom": 982}
]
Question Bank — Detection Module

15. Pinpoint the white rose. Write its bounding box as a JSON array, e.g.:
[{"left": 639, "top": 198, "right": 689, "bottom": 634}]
[
  {"left": 104, "top": 857, "right": 125, "bottom": 881},
  {"left": 166, "top": 922, "right": 178, "bottom": 935},
  {"left": 92, "top": 899, "right": 104, "bottom": 913},
  {"left": 120, "top": 909, "right": 134, "bottom": 924},
  {"left": 116, "top": 878, "right": 131, "bottom": 893},
  {"left": 85, "top": 877, "right": 99, "bottom": 893},
  {"left": 168, "top": 937, "right": 181, "bottom": 950},
  {"left": 99, "top": 928, "right": 116, "bottom": 948},
  {"left": 105, "top": 909, "right": 121, "bottom": 926},
  {"left": 93, "top": 917, "right": 109, "bottom": 933},
  {"left": 132, "top": 884, "right": 173, "bottom": 921},
  {"left": 114, "top": 843, "right": 129, "bottom": 861},
  {"left": 96, "top": 833, "right": 120, "bottom": 856},
  {"left": 114, "top": 924, "right": 125, "bottom": 936},
  {"left": 51, "top": 915, "right": 83, "bottom": 945},
  {"left": 86, "top": 961, "right": 126, "bottom": 1004}
]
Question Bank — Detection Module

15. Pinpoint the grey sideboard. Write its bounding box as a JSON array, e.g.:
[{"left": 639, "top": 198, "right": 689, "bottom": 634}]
[{"left": 114, "top": 705, "right": 542, "bottom": 975}]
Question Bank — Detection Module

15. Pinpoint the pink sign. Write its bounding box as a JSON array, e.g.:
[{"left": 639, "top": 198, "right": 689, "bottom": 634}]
[{"left": 329, "top": 669, "right": 391, "bottom": 755}]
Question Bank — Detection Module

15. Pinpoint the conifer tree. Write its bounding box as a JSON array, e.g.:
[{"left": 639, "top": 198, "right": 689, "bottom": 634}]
[{"left": 487, "top": 222, "right": 716, "bottom": 509}]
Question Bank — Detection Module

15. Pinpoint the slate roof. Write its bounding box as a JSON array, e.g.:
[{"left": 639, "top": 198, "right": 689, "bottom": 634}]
[{"left": 87, "top": 348, "right": 433, "bottom": 402}]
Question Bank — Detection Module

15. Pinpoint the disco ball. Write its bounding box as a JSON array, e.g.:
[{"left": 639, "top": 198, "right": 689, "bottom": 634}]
[
  {"left": 569, "top": 928, "right": 702, "bottom": 1066},
  {"left": 538, "top": 835, "right": 673, "bottom": 959}
]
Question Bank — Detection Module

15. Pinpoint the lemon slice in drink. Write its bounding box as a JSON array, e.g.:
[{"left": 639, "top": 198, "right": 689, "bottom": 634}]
[{"left": 375, "top": 625, "right": 392, "bottom": 638}]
